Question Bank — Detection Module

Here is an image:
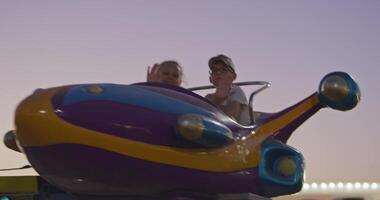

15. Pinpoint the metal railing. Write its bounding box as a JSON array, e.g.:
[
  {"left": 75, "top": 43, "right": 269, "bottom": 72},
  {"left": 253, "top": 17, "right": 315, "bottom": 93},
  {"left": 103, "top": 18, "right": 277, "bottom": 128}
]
[{"left": 188, "top": 81, "right": 270, "bottom": 125}]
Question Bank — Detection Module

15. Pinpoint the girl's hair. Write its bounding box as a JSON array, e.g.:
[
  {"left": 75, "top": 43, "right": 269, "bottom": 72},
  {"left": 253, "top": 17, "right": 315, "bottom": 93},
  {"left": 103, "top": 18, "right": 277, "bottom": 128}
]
[{"left": 159, "top": 60, "right": 182, "bottom": 72}]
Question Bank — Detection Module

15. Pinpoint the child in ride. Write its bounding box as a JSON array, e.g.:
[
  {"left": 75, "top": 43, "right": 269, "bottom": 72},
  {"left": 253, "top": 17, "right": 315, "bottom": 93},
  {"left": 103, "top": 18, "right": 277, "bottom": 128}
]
[
  {"left": 147, "top": 60, "right": 184, "bottom": 87},
  {"left": 205, "top": 54, "right": 250, "bottom": 126}
]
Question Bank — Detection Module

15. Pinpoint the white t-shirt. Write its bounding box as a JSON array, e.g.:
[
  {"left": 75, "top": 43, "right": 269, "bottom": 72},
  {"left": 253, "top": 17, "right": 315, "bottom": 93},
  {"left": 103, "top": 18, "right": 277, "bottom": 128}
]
[{"left": 214, "top": 85, "right": 251, "bottom": 126}]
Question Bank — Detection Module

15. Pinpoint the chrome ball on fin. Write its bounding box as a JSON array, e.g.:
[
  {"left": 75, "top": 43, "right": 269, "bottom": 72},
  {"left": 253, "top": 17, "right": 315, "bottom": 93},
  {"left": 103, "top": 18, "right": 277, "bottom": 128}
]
[{"left": 318, "top": 72, "right": 360, "bottom": 111}]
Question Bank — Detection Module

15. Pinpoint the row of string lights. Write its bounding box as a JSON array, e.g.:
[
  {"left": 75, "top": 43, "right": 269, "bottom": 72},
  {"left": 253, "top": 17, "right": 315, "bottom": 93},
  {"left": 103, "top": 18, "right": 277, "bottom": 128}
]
[{"left": 301, "top": 182, "right": 380, "bottom": 192}]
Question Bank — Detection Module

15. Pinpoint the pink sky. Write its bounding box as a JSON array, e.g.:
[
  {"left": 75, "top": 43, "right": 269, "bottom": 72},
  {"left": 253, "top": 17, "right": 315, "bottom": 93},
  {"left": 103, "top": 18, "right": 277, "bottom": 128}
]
[{"left": 1, "top": 1, "right": 379, "bottom": 183}]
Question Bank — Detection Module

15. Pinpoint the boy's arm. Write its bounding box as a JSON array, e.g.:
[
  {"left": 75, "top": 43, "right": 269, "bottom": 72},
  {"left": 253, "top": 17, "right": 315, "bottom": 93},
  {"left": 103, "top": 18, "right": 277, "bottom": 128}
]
[
  {"left": 205, "top": 94, "right": 241, "bottom": 121},
  {"left": 218, "top": 101, "right": 241, "bottom": 121}
]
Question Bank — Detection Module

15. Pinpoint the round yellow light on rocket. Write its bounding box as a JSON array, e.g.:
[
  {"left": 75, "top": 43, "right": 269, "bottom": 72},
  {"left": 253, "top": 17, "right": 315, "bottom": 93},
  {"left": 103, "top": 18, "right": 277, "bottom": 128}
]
[
  {"left": 321, "top": 75, "right": 349, "bottom": 101},
  {"left": 177, "top": 114, "right": 205, "bottom": 141},
  {"left": 87, "top": 85, "right": 103, "bottom": 95},
  {"left": 277, "top": 156, "right": 297, "bottom": 177}
]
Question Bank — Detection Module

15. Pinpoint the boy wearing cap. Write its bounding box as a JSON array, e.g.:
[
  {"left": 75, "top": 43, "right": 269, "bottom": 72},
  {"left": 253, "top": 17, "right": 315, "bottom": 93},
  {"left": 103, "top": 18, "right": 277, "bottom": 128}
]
[{"left": 205, "top": 54, "right": 250, "bottom": 126}]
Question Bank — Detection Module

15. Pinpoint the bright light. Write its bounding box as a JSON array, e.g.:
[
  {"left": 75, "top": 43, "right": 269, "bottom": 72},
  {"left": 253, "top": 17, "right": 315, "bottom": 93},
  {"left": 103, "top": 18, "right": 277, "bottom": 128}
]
[
  {"left": 321, "top": 182, "right": 327, "bottom": 190},
  {"left": 354, "top": 182, "right": 361, "bottom": 189},
  {"left": 329, "top": 182, "right": 336, "bottom": 189},
  {"left": 346, "top": 182, "right": 353, "bottom": 190},
  {"left": 337, "top": 182, "right": 344, "bottom": 189},
  {"left": 311, "top": 182, "right": 318, "bottom": 190},
  {"left": 371, "top": 182, "right": 378, "bottom": 190},
  {"left": 303, "top": 183, "right": 310, "bottom": 190},
  {"left": 363, "top": 182, "right": 369, "bottom": 190}
]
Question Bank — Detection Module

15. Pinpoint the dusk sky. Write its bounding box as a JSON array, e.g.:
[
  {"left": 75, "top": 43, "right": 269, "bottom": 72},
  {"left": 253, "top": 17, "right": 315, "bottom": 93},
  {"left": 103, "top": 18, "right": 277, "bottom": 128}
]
[{"left": 1, "top": 0, "right": 379, "bottom": 184}]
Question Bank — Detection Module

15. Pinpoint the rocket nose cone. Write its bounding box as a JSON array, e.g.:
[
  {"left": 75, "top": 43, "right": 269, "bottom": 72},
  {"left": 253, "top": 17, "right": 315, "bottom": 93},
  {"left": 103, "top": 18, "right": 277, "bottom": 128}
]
[{"left": 15, "top": 87, "right": 62, "bottom": 147}]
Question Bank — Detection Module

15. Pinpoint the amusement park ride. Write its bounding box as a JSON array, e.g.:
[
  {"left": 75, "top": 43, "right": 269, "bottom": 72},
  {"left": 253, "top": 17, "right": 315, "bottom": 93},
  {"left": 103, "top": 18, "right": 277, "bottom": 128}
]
[{"left": 1, "top": 71, "right": 360, "bottom": 200}]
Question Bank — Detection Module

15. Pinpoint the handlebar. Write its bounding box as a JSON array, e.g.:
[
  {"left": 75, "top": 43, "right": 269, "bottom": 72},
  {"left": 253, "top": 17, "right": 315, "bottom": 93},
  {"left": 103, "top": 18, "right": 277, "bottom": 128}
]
[{"left": 188, "top": 81, "right": 271, "bottom": 125}]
